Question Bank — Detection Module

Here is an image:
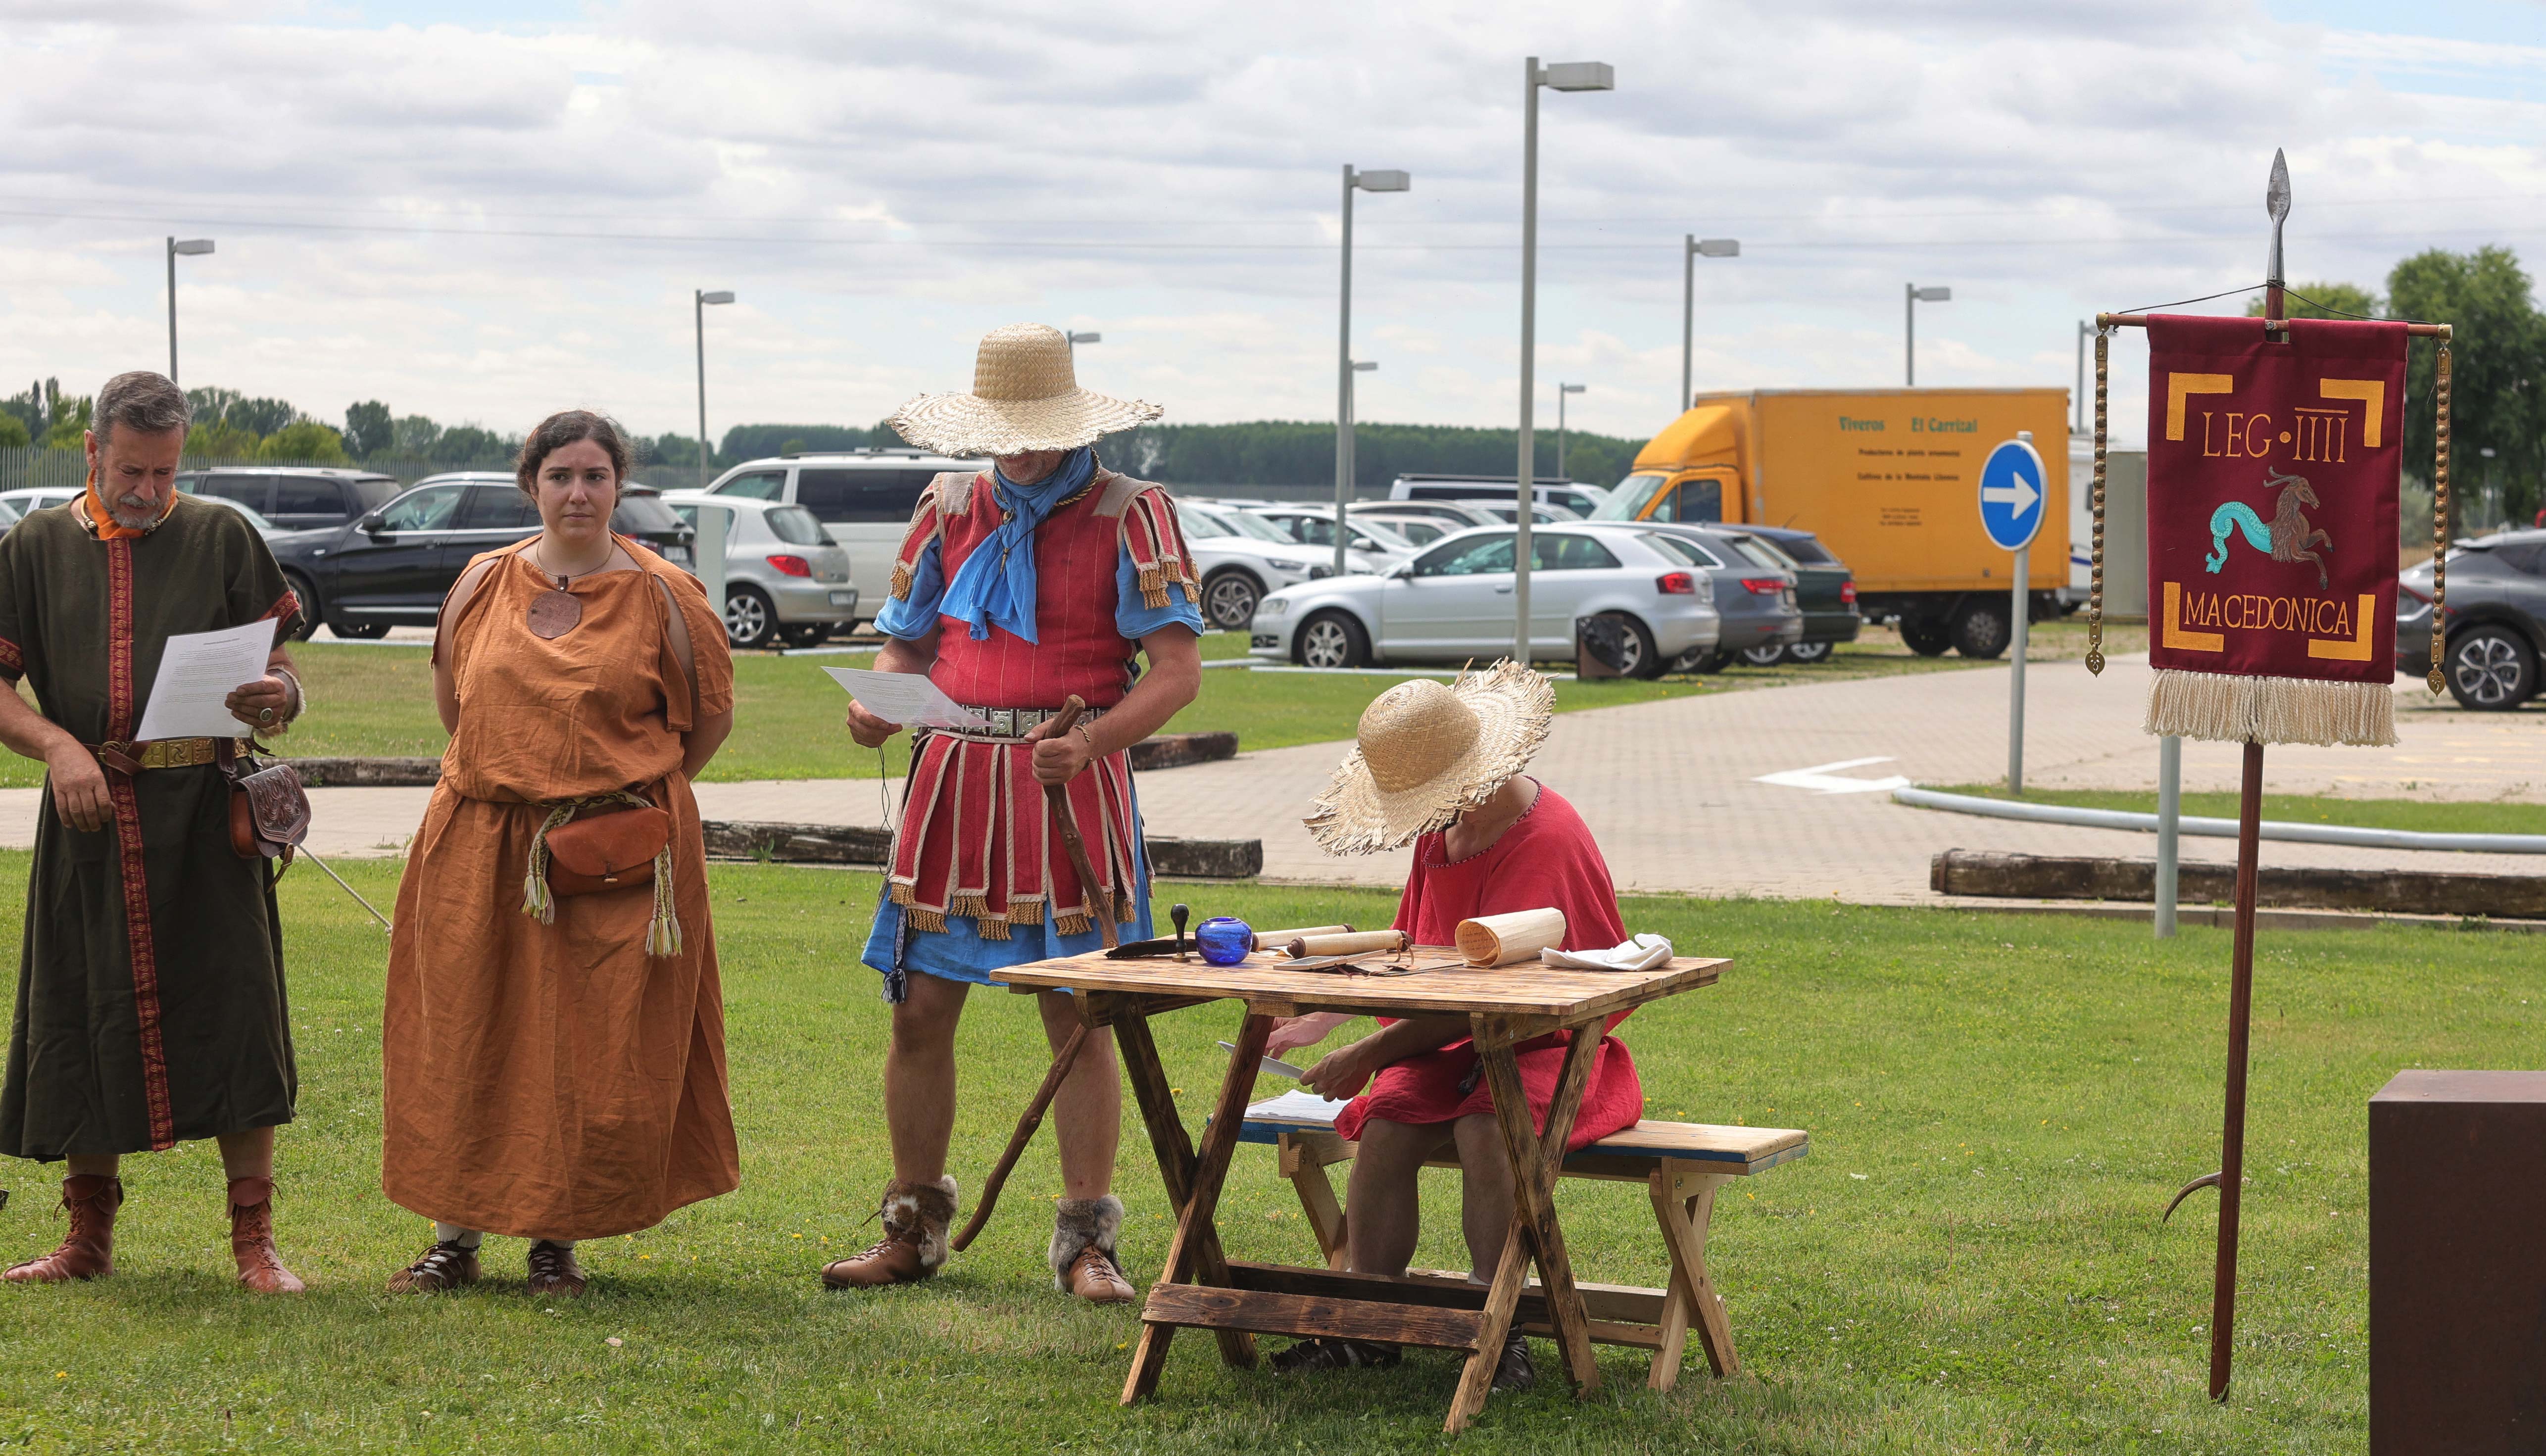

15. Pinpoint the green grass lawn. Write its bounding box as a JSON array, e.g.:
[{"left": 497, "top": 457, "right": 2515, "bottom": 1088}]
[
  {"left": 1931, "top": 782, "right": 2546, "bottom": 837},
  {"left": 0, "top": 855, "right": 2522, "bottom": 1451},
  {"left": 0, "top": 631, "right": 1996, "bottom": 790}
]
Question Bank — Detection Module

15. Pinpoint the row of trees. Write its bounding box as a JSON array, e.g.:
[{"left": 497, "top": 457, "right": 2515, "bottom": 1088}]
[
  {"left": 2252, "top": 245, "right": 2545, "bottom": 529},
  {"left": 702, "top": 419, "right": 1648, "bottom": 489}
]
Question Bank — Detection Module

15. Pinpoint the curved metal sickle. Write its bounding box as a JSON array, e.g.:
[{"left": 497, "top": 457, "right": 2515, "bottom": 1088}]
[{"left": 2163, "top": 1170, "right": 2223, "bottom": 1222}]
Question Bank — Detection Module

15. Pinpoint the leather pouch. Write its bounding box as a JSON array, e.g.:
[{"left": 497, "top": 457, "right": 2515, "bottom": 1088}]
[
  {"left": 219, "top": 743, "right": 311, "bottom": 861},
  {"left": 544, "top": 799, "right": 673, "bottom": 896}
]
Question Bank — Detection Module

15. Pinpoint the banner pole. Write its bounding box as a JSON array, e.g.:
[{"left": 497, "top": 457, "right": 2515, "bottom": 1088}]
[{"left": 2210, "top": 738, "right": 2263, "bottom": 1400}]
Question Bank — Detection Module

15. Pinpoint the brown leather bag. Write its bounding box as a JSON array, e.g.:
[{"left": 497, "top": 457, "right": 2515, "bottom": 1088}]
[
  {"left": 543, "top": 798, "right": 673, "bottom": 897},
  {"left": 218, "top": 741, "right": 312, "bottom": 863}
]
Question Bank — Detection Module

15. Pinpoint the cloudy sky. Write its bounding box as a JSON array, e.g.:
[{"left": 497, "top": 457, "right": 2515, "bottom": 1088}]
[{"left": 6, "top": 0, "right": 2546, "bottom": 453}]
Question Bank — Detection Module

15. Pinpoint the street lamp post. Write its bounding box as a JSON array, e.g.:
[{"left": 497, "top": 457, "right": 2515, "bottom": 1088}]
[
  {"left": 695, "top": 289, "right": 735, "bottom": 490},
  {"left": 1517, "top": 55, "right": 1614, "bottom": 667},
  {"left": 1067, "top": 330, "right": 1100, "bottom": 364},
  {"left": 2074, "top": 319, "right": 2091, "bottom": 434},
  {"left": 1905, "top": 283, "right": 1950, "bottom": 387},
  {"left": 1341, "top": 360, "right": 1377, "bottom": 564},
  {"left": 1557, "top": 383, "right": 1584, "bottom": 479},
  {"left": 1336, "top": 164, "right": 1411, "bottom": 577},
  {"left": 1681, "top": 236, "right": 1738, "bottom": 411},
  {"left": 166, "top": 237, "right": 214, "bottom": 387}
]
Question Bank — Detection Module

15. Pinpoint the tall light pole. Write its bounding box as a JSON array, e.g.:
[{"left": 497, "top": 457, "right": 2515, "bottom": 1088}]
[
  {"left": 1517, "top": 56, "right": 1614, "bottom": 667},
  {"left": 166, "top": 237, "right": 214, "bottom": 387},
  {"left": 1339, "top": 360, "right": 1376, "bottom": 568},
  {"left": 2074, "top": 319, "right": 2091, "bottom": 433},
  {"left": 1681, "top": 236, "right": 1738, "bottom": 410},
  {"left": 1905, "top": 283, "right": 1950, "bottom": 387},
  {"left": 1336, "top": 164, "right": 1411, "bottom": 577},
  {"left": 1557, "top": 383, "right": 1584, "bottom": 479},
  {"left": 1067, "top": 330, "right": 1100, "bottom": 364},
  {"left": 695, "top": 289, "right": 734, "bottom": 489}
]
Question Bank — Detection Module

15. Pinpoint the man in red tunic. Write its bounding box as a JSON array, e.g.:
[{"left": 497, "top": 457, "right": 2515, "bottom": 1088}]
[
  {"left": 1270, "top": 664, "right": 1643, "bottom": 1389},
  {"left": 824, "top": 325, "right": 1203, "bottom": 1303}
]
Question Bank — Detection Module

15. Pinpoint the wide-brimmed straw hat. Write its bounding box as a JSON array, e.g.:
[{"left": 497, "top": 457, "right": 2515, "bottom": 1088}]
[
  {"left": 888, "top": 323, "right": 1164, "bottom": 456},
  {"left": 1304, "top": 662, "right": 1554, "bottom": 856}
]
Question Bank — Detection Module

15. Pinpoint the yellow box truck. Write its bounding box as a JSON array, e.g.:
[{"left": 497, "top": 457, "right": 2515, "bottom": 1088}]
[{"left": 1592, "top": 388, "right": 2069, "bottom": 657}]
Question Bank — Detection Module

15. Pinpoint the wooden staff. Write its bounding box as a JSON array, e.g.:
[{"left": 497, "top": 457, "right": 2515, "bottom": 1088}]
[
  {"left": 1045, "top": 695, "right": 1117, "bottom": 953},
  {"left": 950, "top": 694, "right": 1115, "bottom": 1252},
  {"left": 951, "top": 1022, "right": 1086, "bottom": 1253}
]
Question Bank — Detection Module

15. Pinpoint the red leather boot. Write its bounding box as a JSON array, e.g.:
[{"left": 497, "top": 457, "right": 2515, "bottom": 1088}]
[
  {"left": 228, "top": 1177, "right": 306, "bottom": 1294},
  {"left": 2, "top": 1174, "right": 123, "bottom": 1283}
]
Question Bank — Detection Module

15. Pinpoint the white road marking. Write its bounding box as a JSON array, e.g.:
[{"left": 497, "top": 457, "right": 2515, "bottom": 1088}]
[{"left": 1754, "top": 757, "right": 1913, "bottom": 795}]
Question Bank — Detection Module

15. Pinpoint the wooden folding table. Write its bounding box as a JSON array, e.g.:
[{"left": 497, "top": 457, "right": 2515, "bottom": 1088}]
[{"left": 991, "top": 946, "right": 1726, "bottom": 1434}]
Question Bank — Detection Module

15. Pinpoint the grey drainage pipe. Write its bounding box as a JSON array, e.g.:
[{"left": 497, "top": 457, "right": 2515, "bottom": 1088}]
[{"left": 1891, "top": 785, "right": 2546, "bottom": 855}]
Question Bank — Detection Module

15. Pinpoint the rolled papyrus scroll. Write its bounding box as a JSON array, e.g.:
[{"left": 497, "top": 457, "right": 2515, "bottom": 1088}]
[
  {"left": 1253, "top": 925, "right": 1351, "bottom": 950},
  {"left": 1454, "top": 908, "right": 1567, "bottom": 968},
  {"left": 1283, "top": 929, "right": 1411, "bottom": 960}
]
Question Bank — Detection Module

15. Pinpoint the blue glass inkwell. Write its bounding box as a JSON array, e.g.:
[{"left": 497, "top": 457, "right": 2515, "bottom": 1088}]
[{"left": 1194, "top": 916, "right": 1254, "bottom": 966}]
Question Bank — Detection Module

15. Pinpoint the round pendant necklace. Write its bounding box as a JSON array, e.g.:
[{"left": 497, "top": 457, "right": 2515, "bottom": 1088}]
[{"left": 525, "top": 542, "right": 604, "bottom": 639}]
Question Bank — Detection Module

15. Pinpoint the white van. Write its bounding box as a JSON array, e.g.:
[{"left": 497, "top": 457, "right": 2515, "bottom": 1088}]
[
  {"left": 704, "top": 450, "right": 987, "bottom": 624},
  {"left": 1388, "top": 473, "right": 1609, "bottom": 520}
]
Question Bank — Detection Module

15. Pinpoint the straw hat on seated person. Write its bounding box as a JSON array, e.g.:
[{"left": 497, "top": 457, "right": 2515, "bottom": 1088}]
[
  {"left": 1305, "top": 662, "right": 1554, "bottom": 856},
  {"left": 888, "top": 323, "right": 1165, "bottom": 456}
]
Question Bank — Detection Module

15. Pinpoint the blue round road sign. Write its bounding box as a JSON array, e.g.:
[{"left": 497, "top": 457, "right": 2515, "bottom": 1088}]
[{"left": 1976, "top": 437, "right": 2046, "bottom": 552}]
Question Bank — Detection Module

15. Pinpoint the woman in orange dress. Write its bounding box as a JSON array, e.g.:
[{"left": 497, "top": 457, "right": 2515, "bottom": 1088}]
[{"left": 380, "top": 410, "right": 740, "bottom": 1297}]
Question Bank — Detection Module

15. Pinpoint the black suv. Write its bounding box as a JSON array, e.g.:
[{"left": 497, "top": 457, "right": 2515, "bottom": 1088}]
[
  {"left": 2398, "top": 529, "right": 2546, "bottom": 710},
  {"left": 176, "top": 467, "right": 401, "bottom": 532},
  {"left": 266, "top": 472, "right": 696, "bottom": 639}
]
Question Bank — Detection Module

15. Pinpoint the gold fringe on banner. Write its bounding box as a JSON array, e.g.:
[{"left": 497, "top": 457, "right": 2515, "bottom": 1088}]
[{"left": 2145, "top": 669, "right": 2396, "bottom": 747}]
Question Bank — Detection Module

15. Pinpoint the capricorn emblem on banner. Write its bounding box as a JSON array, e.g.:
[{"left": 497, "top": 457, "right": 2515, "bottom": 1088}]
[{"left": 2206, "top": 469, "right": 2333, "bottom": 589}]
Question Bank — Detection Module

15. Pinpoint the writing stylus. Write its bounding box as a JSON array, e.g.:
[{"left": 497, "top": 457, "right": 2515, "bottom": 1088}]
[{"left": 1219, "top": 1041, "right": 1307, "bottom": 1080}]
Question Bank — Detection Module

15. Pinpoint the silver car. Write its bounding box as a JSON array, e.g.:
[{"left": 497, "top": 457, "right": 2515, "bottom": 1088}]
[
  {"left": 1246, "top": 505, "right": 1420, "bottom": 562},
  {"left": 1248, "top": 523, "right": 1719, "bottom": 678},
  {"left": 664, "top": 493, "right": 858, "bottom": 650},
  {"left": 1175, "top": 499, "right": 1360, "bottom": 630}
]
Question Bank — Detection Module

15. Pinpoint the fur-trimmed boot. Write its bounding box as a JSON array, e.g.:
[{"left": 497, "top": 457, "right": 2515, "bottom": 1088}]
[
  {"left": 2, "top": 1174, "right": 122, "bottom": 1283},
  {"left": 822, "top": 1176, "right": 958, "bottom": 1288},
  {"left": 1051, "top": 1194, "right": 1133, "bottom": 1305},
  {"left": 227, "top": 1176, "right": 306, "bottom": 1295}
]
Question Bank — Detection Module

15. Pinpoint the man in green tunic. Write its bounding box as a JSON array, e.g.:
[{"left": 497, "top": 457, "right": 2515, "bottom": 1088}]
[{"left": 0, "top": 371, "right": 311, "bottom": 1293}]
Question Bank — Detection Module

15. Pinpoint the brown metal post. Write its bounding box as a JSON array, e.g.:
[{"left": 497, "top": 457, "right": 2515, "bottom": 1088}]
[{"left": 2209, "top": 738, "right": 2264, "bottom": 1400}]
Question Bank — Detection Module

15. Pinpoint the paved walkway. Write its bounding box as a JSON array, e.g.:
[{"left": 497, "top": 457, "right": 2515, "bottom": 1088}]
[{"left": 2, "top": 657, "right": 2534, "bottom": 904}]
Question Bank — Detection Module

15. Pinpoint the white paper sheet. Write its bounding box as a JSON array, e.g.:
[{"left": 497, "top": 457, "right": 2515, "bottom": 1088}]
[
  {"left": 820, "top": 667, "right": 988, "bottom": 729},
  {"left": 1251, "top": 1088, "right": 1347, "bottom": 1118},
  {"left": 134, "top": 619, "right": 279, "bottom": 741}
]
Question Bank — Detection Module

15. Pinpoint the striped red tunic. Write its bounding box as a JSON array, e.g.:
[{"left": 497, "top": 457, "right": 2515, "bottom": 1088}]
[{"left": 883, "top": 468, "right": 1197, "bottom": 939}]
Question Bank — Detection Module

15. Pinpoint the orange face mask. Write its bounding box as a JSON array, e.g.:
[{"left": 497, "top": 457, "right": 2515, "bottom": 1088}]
[{"left": 81, "top": 464, "right": 175, "bottom": 541}]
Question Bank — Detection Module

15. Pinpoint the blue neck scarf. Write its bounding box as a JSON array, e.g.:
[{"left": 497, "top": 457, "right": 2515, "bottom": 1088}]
[{"left": 941, "top": 447, "right": 1098, "bottom": 642}]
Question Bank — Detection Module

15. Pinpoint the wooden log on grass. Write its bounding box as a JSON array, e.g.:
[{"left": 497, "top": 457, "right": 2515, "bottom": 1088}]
[
  {"left": 1931, "top": 848, "right": 2546, "bottom": 919},
  {"left": 700, "top": 820, "right": 1262, "bottom": 879}
]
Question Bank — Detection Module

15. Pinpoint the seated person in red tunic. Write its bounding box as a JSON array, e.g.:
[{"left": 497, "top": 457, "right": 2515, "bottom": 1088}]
[{"left": 1265, "top": 664, "right": 1641, "bottom": 1392}]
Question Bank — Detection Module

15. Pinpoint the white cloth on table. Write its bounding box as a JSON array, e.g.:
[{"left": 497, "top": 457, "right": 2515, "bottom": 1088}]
[{"left": 1538, "top": 933, "right": 1673, "bottom": 972}]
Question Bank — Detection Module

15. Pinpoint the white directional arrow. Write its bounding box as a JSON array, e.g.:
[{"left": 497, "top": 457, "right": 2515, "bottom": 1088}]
[
  {"left": 1752, "top": 756, "right": 1912, "bottom": 795},
  {"left": 1980, "top": 473, "right": 2040, "bottom": 516}
]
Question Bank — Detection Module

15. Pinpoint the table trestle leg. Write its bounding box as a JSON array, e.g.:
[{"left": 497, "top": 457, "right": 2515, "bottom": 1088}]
[
  {"left": 1277, "top": 1132, "right": 1352, "bottom": 1270},
  {"left": 1122, "top": 1007, "right": 1273, "bottom": 1403},
  {"left": 1444, "top": 1015, "right": 1608, "bottom": 1432},
  {"left": 1114, "top": 1008, "right": 1257, "bottom": 1379}
]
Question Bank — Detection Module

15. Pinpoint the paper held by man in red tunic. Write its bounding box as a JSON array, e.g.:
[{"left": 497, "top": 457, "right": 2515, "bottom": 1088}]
[{"left": 1331, "top": 783, "right": 1643, "bottom": 1152}]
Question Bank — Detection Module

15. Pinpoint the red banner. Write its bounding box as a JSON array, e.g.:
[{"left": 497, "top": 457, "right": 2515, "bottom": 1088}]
[{"left": 2144, "top": 315, "right": 2403, "bottom": 694}]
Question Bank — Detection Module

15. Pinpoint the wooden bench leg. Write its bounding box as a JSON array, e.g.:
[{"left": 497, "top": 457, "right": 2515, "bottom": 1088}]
[
  {"left": 1278, "top": 1133, "right": 1350, "bottom": 1271},
  {"left": 1648, "top": 1160, "right": 1737, "bottom": 1384}
]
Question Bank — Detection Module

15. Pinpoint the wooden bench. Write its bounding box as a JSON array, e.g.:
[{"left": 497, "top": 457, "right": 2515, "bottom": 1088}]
[{"left": 1235, "top": 1097, "right": 1807, "bottom": 1389}]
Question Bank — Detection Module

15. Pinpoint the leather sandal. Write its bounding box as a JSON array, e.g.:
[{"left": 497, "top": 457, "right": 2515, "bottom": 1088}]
[
  {"left": 1490, "top": 1331, "right": 1536, "bottom": 1392},
  {"left": 526, "top": 1240, "right": 587, "bottom": 1297},
  {"left": 2, "top": 1175, "right": 122, "bottom": 1284},
  {"left": 387, "top": 1239, "right": 481, "bottom": 1294},
  {"left": 1270, "top": 1336, "right": 1402, "bottom": 1373},
  {"left": 1062, "top": 1246, "right": 1135, "bottom": 1305}
]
